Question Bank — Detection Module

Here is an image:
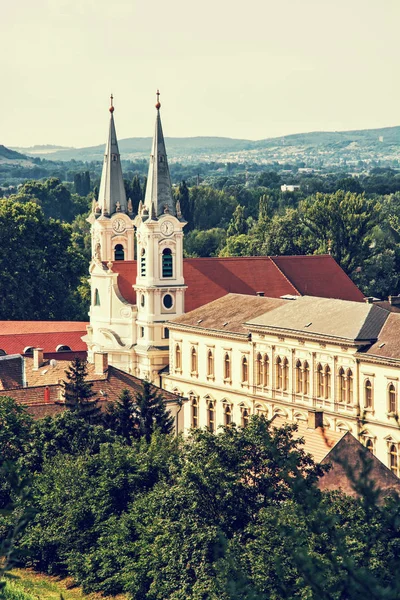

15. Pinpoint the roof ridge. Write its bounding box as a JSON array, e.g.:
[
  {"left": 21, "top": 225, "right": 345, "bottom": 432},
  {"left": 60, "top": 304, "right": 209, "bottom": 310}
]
[{"left": 269, "top": 256, "right": 300, "bottom": 295}]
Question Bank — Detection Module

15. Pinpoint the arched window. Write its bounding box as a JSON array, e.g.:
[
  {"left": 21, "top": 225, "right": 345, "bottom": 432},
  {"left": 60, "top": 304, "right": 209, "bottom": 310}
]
[
  {"left": 256, "top": 353, "right": 262, "bottom": 386},
  {"left": 276, "top": 356, "right": 282, "bottom": 390},
  {"left": 303, "top": 361, "right": 310, "bottom": 395},
  {"left": 224, "top": 353, "right": 231, "bottom": 380},
  {"left": 283, "top": 357, "right": 289, "bottom": 391},
  {"left": 140, "top": 248, "right": 146, "bottom": 276},
  {"left": 191, "top": 347, "right": 197, "bottom": 373},
  {"left": 242, "top": 356, "right": 248, "bottom": 383},
  {"left": 208, "top": 399, "right": 216, "bottom": 432},
  {"left": 241, "top": 406, "right": 249, "bottom": 428},
  {"left": 295, "top": 360, "right": 302, "bottom": 394},
  {"left": 162, "top": 248, "right": 173, "bottom": 277},
  {"left": 224, "top": 403, "right": 232, "bottom": 426},
  {"left": 114, "top": 244, "right": 124, "bottom": 261},
  {"left": 56, "top": 345, "right": 72, "bottom": 352},
  {"left": 0, "top": 349, "right": 6, "bottom": 356},
  {"left": 175, "top": 345, "right": 181, "bottom": 371},
  {"left": 316, "top": 364, "right": 323, "bottom": 398},
  {"left": 94, "top": 289, "right": 100, "bottom": 306},
  {"left": 263, "top": 354, "right": 269, "bottom": 387},
  {"left": 338, "top": 367, "right": 346, "bottom": 402},
  {"left": 191, "top": 395, "right": 198, "bottom": 428},
  {"left": 346, "top": 369, "right": 353, "bottom": 404},
  {"left": 389, "top": 383, "right": 397, "bottom": 414},
  {"left": 324, "top": 365, "right": 331, "bottom": 399},
  {"left": 207, "top": 350, "right": 214, "bottom": 377},
  {"left": 365, "top": 379, "right": 373, "bottom": 409},
  {"left": 389, "top": 443, "right": 398, "bottom": 475},
  {"left": 24, "top": 347, "right": 34, "bottom": 355},
  {"left": 365, "top": 438, "right": 374, "bottom": 453}
]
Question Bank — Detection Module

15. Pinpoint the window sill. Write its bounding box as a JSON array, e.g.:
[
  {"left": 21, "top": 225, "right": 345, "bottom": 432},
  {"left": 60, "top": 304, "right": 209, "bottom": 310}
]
[
  {"left": 224, "top": 378, "right": 232, "bottom": 385},
  {"left": 207, "top": 375, "right": 215, "bottom": 382},
  {"left": 190, "top": 371, "right": 198, "bottom": 378},
  {"left": 175, "top": 369, "right": 182, "bottom": 375}
]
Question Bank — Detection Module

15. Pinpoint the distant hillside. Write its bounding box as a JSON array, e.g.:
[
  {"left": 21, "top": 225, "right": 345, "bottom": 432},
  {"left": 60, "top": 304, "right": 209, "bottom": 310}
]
[
  {"left": 0, "top": 145, "right": 27, "bottom": 160},
  {"left": 8, "top": 125, "right": 400, "bottom": 164}
]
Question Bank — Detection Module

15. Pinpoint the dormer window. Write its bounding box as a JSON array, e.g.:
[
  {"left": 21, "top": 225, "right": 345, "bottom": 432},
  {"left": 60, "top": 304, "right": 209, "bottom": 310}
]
[{"left": 162, "top": 248, "right": 173, "bottom": 277}]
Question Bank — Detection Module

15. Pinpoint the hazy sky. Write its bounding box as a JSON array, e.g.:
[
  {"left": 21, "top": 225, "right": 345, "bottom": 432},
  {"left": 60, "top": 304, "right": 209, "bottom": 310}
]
[{"left": 1, "top": 0, "right": 399, "bottom": 147}]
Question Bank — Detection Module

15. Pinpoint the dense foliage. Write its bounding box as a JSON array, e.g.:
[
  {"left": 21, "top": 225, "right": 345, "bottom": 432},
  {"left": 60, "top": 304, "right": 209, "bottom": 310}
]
[{"left": 1, "top": 395, "right": 400, "bottom": 599}]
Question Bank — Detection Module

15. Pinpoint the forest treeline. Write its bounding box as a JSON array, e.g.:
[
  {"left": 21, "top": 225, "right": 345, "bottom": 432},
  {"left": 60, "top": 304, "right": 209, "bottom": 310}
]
[
  {"left": 2, "top": 390, "right": 400, "bottom": 600},
  {"left": 1, "top": 167, "right": 400, "bottom": 321}
]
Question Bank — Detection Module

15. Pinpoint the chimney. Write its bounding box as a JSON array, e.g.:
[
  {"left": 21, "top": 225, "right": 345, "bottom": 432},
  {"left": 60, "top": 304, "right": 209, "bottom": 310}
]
[
  {"left": 33, "top": 348, "right": 44, "bottom": 370},
  {"left": 364, "top": 297, "right": 374, "bottom": 304},
  {"left": 94, "top": 351, "right": 108, "bottom": 374},
  {"left": 389, "top": 295, "right": 400, "bottom": 307},
  {"left": 307, "top": 410, "right": 324, "bottom": 429},
  {"left": 256, "top": 291, "right": 265, "bottom": 297},
  {"left": 44, "top": 386, "right": 50, "bottom": 403}
]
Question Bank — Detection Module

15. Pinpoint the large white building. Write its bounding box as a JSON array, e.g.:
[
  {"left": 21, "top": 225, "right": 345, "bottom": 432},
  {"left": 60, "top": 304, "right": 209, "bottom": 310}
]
[{"left": 84, "top": 96, "right": 400, "bottom": 473}]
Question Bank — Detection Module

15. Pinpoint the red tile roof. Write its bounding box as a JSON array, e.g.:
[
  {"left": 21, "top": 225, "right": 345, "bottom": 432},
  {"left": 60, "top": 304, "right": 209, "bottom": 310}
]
[
  {"left": 0, "top": 329, "right": 87, "bottom": 356},
  {"left": 270, "top": 255, "right": 365, "bottom": 302},
  {"left": 110, "top": 255, "right": 364, "bottom": 311}
]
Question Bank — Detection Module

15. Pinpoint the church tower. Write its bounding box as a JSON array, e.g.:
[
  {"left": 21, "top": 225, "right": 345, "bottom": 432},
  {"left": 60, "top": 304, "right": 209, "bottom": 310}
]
[
  {"left": 134, "top": 92, "right": 187, "bottom": 379},
  {"left": 89, "top": 95, "right": 135, "bottom": 262},
  {"left": 85, "top": 97, "right": 138, "bottom": 371}
]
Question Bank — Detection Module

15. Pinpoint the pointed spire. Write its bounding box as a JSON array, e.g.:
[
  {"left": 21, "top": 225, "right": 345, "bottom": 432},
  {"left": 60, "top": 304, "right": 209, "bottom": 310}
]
[
  {"left": 143, "top": 91, "right": 176, "bottom": 219},
  {"left": 97, "top": 96, "right": 127, "bottom": 217}
]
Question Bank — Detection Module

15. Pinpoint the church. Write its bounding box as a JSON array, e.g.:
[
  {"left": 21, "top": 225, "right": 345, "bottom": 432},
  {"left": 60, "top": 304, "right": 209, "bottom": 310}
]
[{"left": 80, "top": 94, "right": 400, "bottom": 474}]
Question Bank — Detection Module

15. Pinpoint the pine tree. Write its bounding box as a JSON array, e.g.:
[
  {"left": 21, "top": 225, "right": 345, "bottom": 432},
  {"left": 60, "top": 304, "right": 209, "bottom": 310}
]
[
  {"left": 132, "top": 380, "right": 175, "bottom": 442},
  {"left": 105, "top": 388, "right": 135, "bottom": 444},
  {"left": 63, "top": 358, "right": 101, "bottom": 424},
  {"left": 227, "top": 204, "right": 247, "bottom": 237},
  {"left": 175, "top": 180, "right": 192, "bottom": 225}
]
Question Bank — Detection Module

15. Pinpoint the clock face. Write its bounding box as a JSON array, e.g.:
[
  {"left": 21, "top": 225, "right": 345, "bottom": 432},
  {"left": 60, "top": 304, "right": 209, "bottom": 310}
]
[
  {"left": 113, "top": 218, "right": 126, "bottom": 233},
  {"left": 160, "top": 220, "right": 174, "bottom": 236}
]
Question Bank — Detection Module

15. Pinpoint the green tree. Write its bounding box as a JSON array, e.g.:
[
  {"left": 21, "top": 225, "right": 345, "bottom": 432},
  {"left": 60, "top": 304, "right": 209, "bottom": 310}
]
[
  {"left": 130, "top": 175, "right": 142, "bottom": 214},
  {"left": 0, "top": 200, "right": 87, "bottom": 320},
  {"left": 184, "top": 228, "right": 226, "bottom": 257},
  {"left": 63, "top": 358, "right": 101, "bottom": 424},
  {"left": 227, "top": 205, "right": 247, "bottom": 237},
  {"left": 104, "top": 389, "right": 136, "bottom": 444},
  {"left": 132, "top": 380, "right": 175, "bottom": 442},
  {"left": 174, "top": 180, "right": 193, "bottom": 226}
]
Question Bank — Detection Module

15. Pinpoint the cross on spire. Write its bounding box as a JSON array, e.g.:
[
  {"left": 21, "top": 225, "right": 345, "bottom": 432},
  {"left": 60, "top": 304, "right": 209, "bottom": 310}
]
[
  {"left": 155, "top": 89, "right": 161, "bottom": 110},
  {"left": 109, "top": 94, "right": 114, "bottom": 113}
]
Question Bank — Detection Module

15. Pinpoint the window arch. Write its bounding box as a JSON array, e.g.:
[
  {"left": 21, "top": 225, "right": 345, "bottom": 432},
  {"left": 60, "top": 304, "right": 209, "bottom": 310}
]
[
  {"left": 162, "top": 248, "right": 173, "bottom": 277},
  {"left": 338, "top": 367, "right": 346, "bottom": 402},
  {"left": 114, "top": 244, "right": 124, "bottom": 261},
  {"left": 56, "top": 345, "right": 72, "bottom": 352},
  {"left": 389, "top": 443, "right": 398, "bottom": 475},
  {"left": 207, "top": 350, "right": 214, "bottom": 378},
  {"left": 207, "top": 398, "right": 216, "bottom": 432},
  {"left": 276, "top": 356, "right": 282, "bottom": 390},
  {"left": 303, "top": 361, "right": 310, "bottom": 395},
  {"left": 241, "top": 356, "right": 248, "bottom": 383},
  {"left": 94, "top": 288, "right": 100, "bottom": 306},
  {"left": 224, "top": 353, "right": 231, "bottom": 380},
  {"left": 175, "top": 344, "right": 181, "bottom": 371},
  {"left": 241, "top": 405, "right": 250, "bottom": 428},
  {"left": 24, "top": 347, "right": 34, "bottom": 355},
  {"left": 346, "top": 369, "right": 353, "bottom": 404},
  {"left": 0, "top": 349, "right": 6, "bottom": 357},
  {"left": 282, "top": 357, "right": 289, "bottom": 391},
  {"left": 365, "top": 438, "right": 374, "bottom": 453},
  {"left": 224, "top": 403, "right": 232, "bottom": 426},
  {"left": 389, "top": 383, "right": 397, "bottom": 414},
  {"left": 316, "top": 363, "right": 323, "bottom": 398},
  {"left": 365, "top": 379, "right": 373, "bottom": 409},
  {"left": 263, "top": 354, "right": 269, "bottom": 387},
  {"left": 295, "top": 359, "right": 302, "bottom": 394},
  {"left": 324, "top": 365, "right": 331, "bottom": 399},
  {"left": 256, "top": 353, "right": 262, "bottom": 386},
  {"left": 140, "top": 248, "right": 146, "bottom": 276},
  {"left": 191, "top": 395, "right": 199, "bottom": 428},
  {"left": 191, "top": 347, "right": 197, "bottom": 374}
]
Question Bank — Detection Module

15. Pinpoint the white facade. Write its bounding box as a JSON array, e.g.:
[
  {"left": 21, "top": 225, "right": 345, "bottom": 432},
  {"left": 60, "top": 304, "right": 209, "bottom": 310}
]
[{"left": 163, "top": 297, "right": 400, "bottom": 474}]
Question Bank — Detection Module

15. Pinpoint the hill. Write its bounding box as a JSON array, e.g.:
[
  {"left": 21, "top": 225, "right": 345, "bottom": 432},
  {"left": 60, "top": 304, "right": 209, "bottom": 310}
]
[
  {"left": 0, "top": 145, "right": 27, "bottom": 161},
  {"left": 10, "top": 125, "right": 400, "bottom": 165}
]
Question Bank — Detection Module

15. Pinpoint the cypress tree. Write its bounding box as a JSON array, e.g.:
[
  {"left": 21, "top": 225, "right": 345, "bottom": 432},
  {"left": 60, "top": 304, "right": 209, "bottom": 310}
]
[{"left": 105, "top": 388, "right": 135, "bottom": 444}]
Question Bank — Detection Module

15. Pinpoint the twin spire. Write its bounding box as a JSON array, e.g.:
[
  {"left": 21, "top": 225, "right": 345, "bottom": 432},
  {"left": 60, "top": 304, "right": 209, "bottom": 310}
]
[{"left": 95, "top": 92, "right": 178, "bottom": 220}]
